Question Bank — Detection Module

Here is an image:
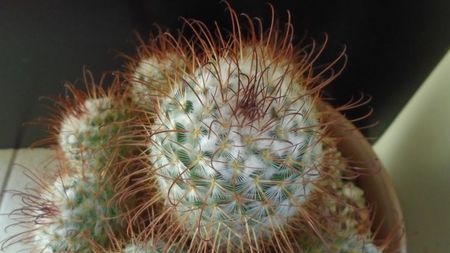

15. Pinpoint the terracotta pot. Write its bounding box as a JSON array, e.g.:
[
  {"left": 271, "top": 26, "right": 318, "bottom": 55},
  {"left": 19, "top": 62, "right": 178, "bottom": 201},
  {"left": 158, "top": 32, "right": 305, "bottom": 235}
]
[{"left": 323, "top": 103, "right": 407, "bottom": 253}]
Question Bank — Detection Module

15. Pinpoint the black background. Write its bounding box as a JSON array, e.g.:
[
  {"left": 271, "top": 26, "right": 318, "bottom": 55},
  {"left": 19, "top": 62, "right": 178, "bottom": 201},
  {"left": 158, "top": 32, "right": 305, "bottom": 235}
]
[{"left": 0, "top": 0, "right": 449, "bottom": 148}]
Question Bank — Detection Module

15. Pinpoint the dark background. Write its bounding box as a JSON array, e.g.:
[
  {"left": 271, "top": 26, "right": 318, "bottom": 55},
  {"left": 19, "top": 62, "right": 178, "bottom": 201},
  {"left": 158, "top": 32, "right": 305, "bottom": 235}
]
[{"left": 0, "top": 0, "right": 449, "bottom": 148}]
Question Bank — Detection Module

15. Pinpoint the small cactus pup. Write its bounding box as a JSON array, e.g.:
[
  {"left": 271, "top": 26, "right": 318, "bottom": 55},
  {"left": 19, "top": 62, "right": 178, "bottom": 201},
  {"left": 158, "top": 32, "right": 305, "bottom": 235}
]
[
  {"left": 304, "top": 237, "right": 381, "bottom": 253},
  {"left": 137, "top": 5, "right": 383, "bottom": 253},
  {"left": 1, "top": 78, "right": 151, "bottom": 252},
  {"left": 35, "top": 172, "right": 123, "bottom": 252},
  {"left": 57, "top": 80, "right": 136, "bottom": 171},
  {"left": 126, "top": 38, "right": 187, "bottom": 111},
  {"left": 114, "top": 239, "right": 182, "bottom": 253},
  {"left": 2, "top": 166, "right": 123, "bottom": 253},
  {"left": 54, "top": 78, "right": 158, "bottom": 249},
  {"left": 298, "top": 157, "right": 384, "bottom": 253}
]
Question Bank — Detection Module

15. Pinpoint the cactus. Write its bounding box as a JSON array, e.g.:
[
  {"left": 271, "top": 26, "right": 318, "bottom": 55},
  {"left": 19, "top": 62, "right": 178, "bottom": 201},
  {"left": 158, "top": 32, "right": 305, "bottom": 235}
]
[
  {"left": 129, "top": 54, "right": 185, "bottom": 110},
  {"left": 58, "top": 96, "right": 131, "bottom": 170},
  {"left": 137, "top": 5, "right": 377, "bottom": 252},
  {"left": 6, "top": 170, "right": 123, "bottom": 253},
  {"left": 119, "top": 240, "right": 181, "bottom": 253},
  {"left": 296, "top": 154, "right": 381, "bottom": 253},
  {"left": 20, "top": 85, "right": 146, "bottom": 252},
  {"left": 1, "top": 4, "right": 389, "bottom": 253},
  {"left": 149, "top": 47, "right": 325, "bottom": 246},
  {"left": 304, "top": 238, "right": 381, "bottom": 253},
  {"left": 38, "top": 174, "right": 121, "bottom": 252}
]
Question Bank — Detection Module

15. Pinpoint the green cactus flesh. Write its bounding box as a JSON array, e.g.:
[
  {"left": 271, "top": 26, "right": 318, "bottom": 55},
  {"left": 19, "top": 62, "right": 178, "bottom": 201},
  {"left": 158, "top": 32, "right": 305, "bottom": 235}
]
[
  {"left": 34, "top": 174, "right": 122, "bottom": 253},
  {"left": 150, "top": 49, "right": 324, "bottom": 242}
]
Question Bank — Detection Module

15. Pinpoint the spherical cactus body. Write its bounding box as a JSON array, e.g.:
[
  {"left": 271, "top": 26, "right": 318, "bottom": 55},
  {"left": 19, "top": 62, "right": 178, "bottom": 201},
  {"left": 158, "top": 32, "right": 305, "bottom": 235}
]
[
  {"left": 149, "top": 46, "right": 325, "bottom": 246},
  {"left": 125, "top": 5, "right": 386, "bottom": 252}
]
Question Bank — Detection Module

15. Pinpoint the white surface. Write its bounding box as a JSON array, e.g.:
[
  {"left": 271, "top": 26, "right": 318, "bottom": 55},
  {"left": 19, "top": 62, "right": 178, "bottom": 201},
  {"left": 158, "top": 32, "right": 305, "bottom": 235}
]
[
  {"left": 0, "top": 148, "right": 57, "bottom": 253},
  {"left": 375, "top": 50, "right": 450, "bottom": 253},
  {"left": 0, "top": 150, "right": 14, "bottom": 194}
]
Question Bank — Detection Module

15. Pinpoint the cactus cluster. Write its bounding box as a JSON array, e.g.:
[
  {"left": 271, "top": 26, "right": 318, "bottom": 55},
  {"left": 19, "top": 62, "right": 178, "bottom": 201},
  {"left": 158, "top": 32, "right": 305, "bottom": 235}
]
[{"left": 3, "top": 5, "right": 387, "bottom": 253}]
